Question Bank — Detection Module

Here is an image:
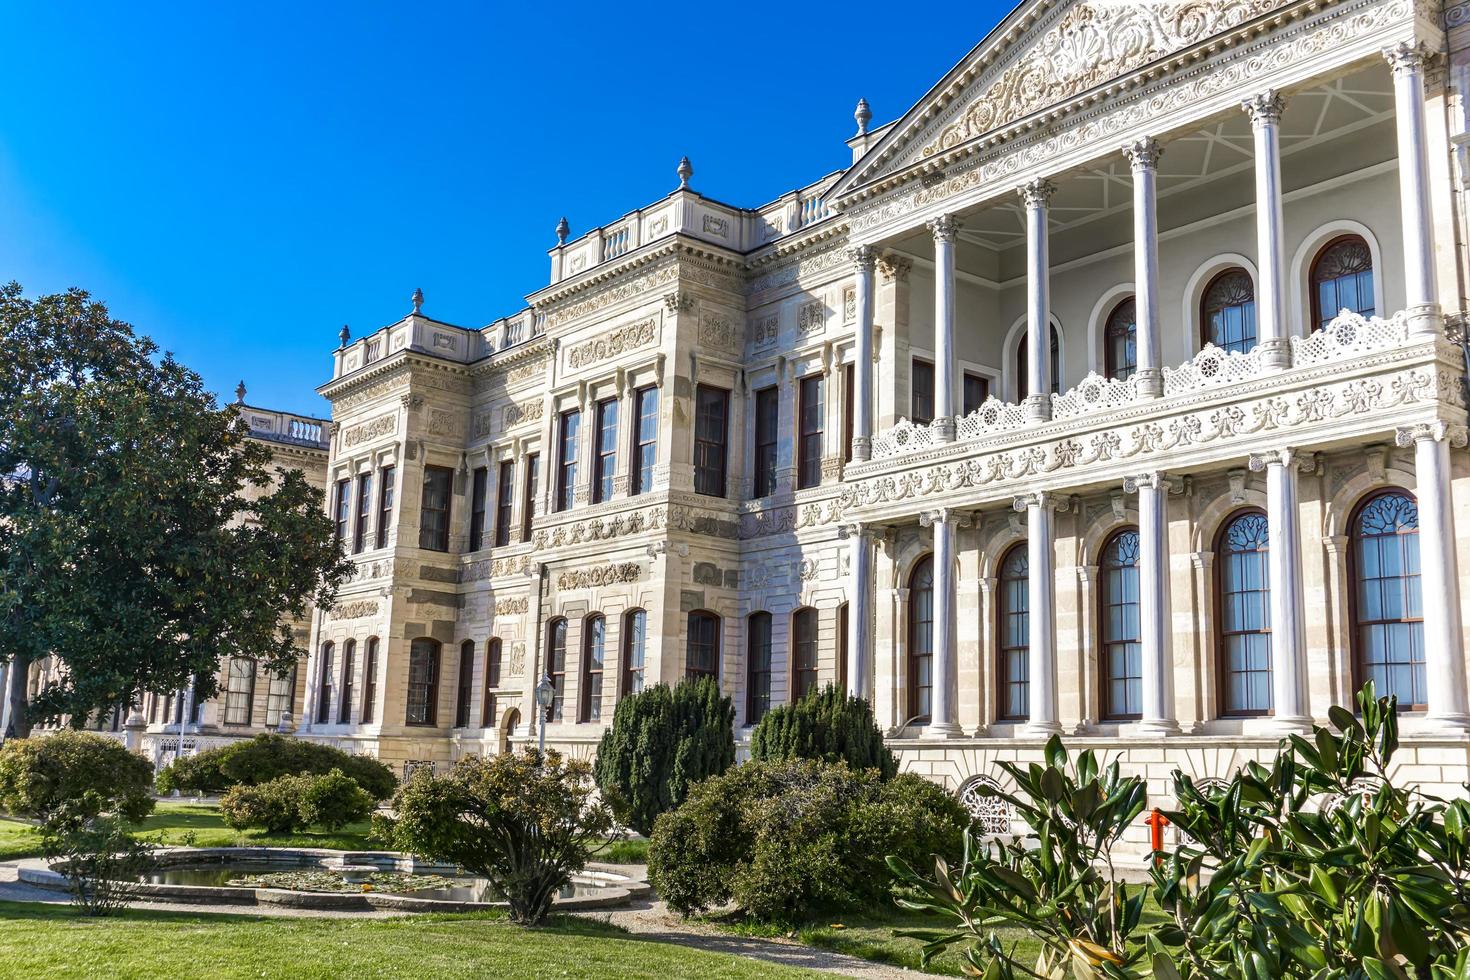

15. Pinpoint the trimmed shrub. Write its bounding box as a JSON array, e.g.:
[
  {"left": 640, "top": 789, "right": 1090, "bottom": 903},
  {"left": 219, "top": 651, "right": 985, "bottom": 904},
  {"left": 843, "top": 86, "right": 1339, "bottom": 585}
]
[
  {"left": 593, "top": 677, "right": 735, "bottom": 835},
  {"left": 0, "top": 731, "right": 155, "bottom": 828},
  {"left": 750, "top": 685, "right": 897, "bottom": 779},
  {"left": 45, "top": 815, "right": 157, "bottom": 916},
  {"left": 220, "top": 774, "right": 311, "bottom": 834},
  {"left": 649, "top": 759, "right": 967, "bottom": 923},
  {"left": 298, "top": 768, "right": 375, "bottom": 831},
  {"left": 156, "top": 733, "right": 395, "bottom": 801}
]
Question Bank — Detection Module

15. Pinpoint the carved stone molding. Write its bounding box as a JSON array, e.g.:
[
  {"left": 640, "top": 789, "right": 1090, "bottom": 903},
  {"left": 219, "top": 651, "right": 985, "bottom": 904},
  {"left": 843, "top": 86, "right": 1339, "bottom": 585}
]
[
  {"left": 502, "top": 398, "right": 544, "bottom": 431},
  {"left": 343, "top": 414, "right": 396, "bottom": 448},
  {"left": 1012, "top": 491, "right": 1064, "bottom": 512},
  {"left": 919, "top": 507, "right": 973, "bottom": 527},
  {"left": 877, "top": 254, "right": 911, "bottom": 283},
  {"left": 566, "top": 317, "right": 657, "bottom": 369},
  {"left": 698, "top": 312, "right": 739, "bottom": 353},
  {"left": 427, "top": 409, "right": 462, "bottom": 438},
  {"left": 663, "top": 290, "right": 697, "bottom": 314},
  {"left": 796, "top": 300, "right": 827, "bottom": 335},
  {"left": 1122, "top": 471, "right": 1178, "bottom": 494},
  {"left": 556, "top": 563, "right": 641, "bottom": 591},
  {"left": 399, "top": 394, "right": 425, "bottom": 411},
  {"left": 494, "top": 597, "right": 529, "bottom": 616},
  {"left": 329, "top": 599, "right": 379, "bottom": 621}
]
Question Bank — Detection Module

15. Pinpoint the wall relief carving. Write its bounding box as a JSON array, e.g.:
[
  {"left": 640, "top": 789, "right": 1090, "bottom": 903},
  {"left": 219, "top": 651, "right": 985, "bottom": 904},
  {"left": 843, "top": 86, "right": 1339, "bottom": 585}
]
[
  {"left": 343, "top": 413, "right": 396, "bottom": 448},
  {"left": 556, "top": 563, "right": 641, "bottom": 591},
  {"left": 566, "top": 317, "right": 657, "bottom": 369},
  {"left": 329, "top": 600, "right": 380, "bottom": 621}
]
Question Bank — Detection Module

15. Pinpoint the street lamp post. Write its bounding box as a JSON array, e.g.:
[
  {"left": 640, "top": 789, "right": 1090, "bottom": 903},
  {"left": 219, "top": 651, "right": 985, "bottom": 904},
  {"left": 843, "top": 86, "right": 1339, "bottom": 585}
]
[{"left": 534, "top": 675, "right": 554, "bottom": 755}]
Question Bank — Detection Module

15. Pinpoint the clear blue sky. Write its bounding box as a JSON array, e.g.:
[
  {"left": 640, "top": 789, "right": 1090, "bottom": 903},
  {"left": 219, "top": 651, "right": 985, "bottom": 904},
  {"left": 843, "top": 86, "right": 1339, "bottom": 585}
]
[{"left": 1, "top": 3, "right": 1002, "bottom": 416}]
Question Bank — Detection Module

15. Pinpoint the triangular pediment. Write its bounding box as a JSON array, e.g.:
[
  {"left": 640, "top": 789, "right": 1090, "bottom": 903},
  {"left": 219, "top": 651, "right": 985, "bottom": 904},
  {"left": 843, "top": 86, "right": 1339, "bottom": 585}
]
[{"left": 832, "top": 0, "right": 1300, "bottom": 201}]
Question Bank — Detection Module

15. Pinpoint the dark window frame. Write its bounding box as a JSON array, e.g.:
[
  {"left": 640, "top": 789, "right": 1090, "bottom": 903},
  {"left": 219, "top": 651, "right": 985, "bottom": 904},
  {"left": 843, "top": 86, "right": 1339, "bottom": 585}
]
[
  {"left": 747, "top": 611, "right": 773, "bottom": 724},
  {"left": 630, "top": 386, "right": 659, "bottom": 496},
  {"left": 454, "top": 640, "right": 475, "bottom": 728},
  {"left": 1099, "top": 528, "right": 1144, "bottom": 722},
  {"left": 376, "top": 466, "right": 396, "bottom": 549},
  {"left": 622, "top": 609, "right": 646, "bottom": 697},
  {"left": 354, "top": 473, "right": 373, "bottom": 553},
  {"left": 1348, "top": 489, "right": 1427, "bottom": 711},
  {"left": 419, "top": 465, "right": 453, "bottom": 552},
  {"left": 593, "top": 398, "right": 618, "bottom": 504},
  {"left": 469, "top": 466, "right": 489, "bottom": 552},
  {"left": 494, "top": 460, "right": 514, "bottom": 548},
  {"left": 580, "top": 615, "right": 606, "bottom": 723},
  {"left": 997, "top": 542, "right": 1030, "bottom": 722},
  {"left": 797, "top": 374, "right": 824, "bottom": 490},
  {"left": 687, "top": 610, "right": 721, "bottom": 680},
  {"left": 223, "top": 657, "right": 256, "bottom": 726},
  {"left": 911, "top": 358, "right": 934, "bottom": 425},
  {"left": 753, "top": 385, "right": 779, "bottom": 498},
  {"left": 791, "top": 607, "right": 819, "bottom": 700},
  {"left": 556, "top": 410, "right": 580, "bottom": 512},
  {"left": 1103, "top": 297, "right": 1138, "bottom": 382},
  {"left": 1309, "top": 234, "right": 1376, "bottom": 331},
  {"left": 338, "top": 639, "right": 356, "bottom": 725},
  {"left": 361, "top": 637, "right": 378, "bottom": 724},
  {"left": 315, "top": 642, "right": 335, "bottom": 725},
  {"left": 522, "top": 453, "right": 539, "bottom": 542},
  {"left": 405, "top": 638, "right": 441, "bottom": 727},
  {"left": 1215, "top": 509, "right": 1273, "bottom": 718},
  {"left": 333, "top": 479, "right": 351, "bottom": 546},
  {"left": 908, "top": 555, "right": 934, "bottom": 723},
  {"left": 481, "top": 637, "right": 502, "bottom": 727},
  {"left": 693, "top": 386, "right": 730, "bottom": 498},
  {"left": 1017, "top": 325, "right": 1062, "bottom": 400},
  {"left": 1200, "top": 267, "right": 1258, "bottom": 354},
  {"left": 547, "top": 618, "right": 568, "bottom": 722}
]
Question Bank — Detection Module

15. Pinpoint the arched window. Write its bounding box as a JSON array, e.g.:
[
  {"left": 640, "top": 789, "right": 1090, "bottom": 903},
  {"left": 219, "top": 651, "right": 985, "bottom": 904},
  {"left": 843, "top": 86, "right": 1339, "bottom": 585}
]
[
  {"left": 454, "top": 640, "right": 475, "bottom": 728},
  {"left": 1310, "top": 235, "right": 1375, "bottom": 330},
  {"left": 908, "top": 555, "right": 935, "bottom": 722},
  {"left": 580, "top": 615, "right": 605, "bottom": 723},
  {"left": 1201, "top": 268, "right": 1256, "bottom": 354},
  {"left": 338, "top": 639, "right": 356, "bottom": 725},
  {"left": 836, "top": 603, "right": 849, "bottom": 694},
  {"left": 315, "top": 642, "right": 335, "bottom": 724},
  {"left": 546, "top": 619, "right": 568, "bottom": 722},
  {"left": 997, "top": 544, "right": 1030, "bottom": 721},
  {"left": 622, "top": 610, "right": 646, "bottom": 696},
  {"left": 747, "top": 612, "right": 773, "bottom": 724},
  {"left": 792, "top": 608, "right": 819, "bottom": 701},
  {"left": 360, "top": 637, "right": 378, "bottom": 724},
  {"left": 223, "top": 658, "right": 256, "bottom": 726},
  {"left": 406, "top": 638, "right": 440, "bottom": 726},
  {"left": 1217, "top": 511, "right": 1272, "bottom": 717},
  {"left": 1100, "top": 529, "right": 1143, "bottom": 721},
  {"left": 1104, "top": 297, "right": 1137, "bottom": 381},
  {"left": 482, "top": 637, "right": 502, "bottom": 727},
  {"left": 1351, "top": 491, "right": 1426, "bottom": 709},
  {"left": 687, "top": 611, "right": 720, "bottom": 680},
  {"left": 1016, "top": 325, "right": 1061, "bottom": 399}
]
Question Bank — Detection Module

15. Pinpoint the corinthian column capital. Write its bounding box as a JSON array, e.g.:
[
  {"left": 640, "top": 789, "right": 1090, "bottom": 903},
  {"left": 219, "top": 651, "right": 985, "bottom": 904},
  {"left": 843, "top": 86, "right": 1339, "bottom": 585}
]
[
  {"left": 1017, "top": 177, "right": 1057, "bottom": 209},
  {"left": 1121, "top": 136, "right": 1164, "bottom": 171},
  {"left": 1012, "top": 491, "right": 1063, "bottom": 512},
  {"left": 926, "top": 214, "right": 961, "bottom": 244},
  {"left": 846, "top": 244, "right": 877, "bottom": 273},
  {"left": 1383, "top": 40, "right": 1432, "bottom": 76},
  {"left": 1242, "top": 90, "right": 1286, "bottom": 126},
  {"left": 1123, "top": 471, "right": 1177, "bottom": 494},
  {"left": 1396, "top": 421, "right": 1469, "bottom": 448}
]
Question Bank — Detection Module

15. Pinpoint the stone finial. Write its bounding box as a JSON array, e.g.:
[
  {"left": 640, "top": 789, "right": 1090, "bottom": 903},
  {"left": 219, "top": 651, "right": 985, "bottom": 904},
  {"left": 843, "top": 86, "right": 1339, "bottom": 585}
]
[
  {"left": 338, "top": 324, "right": 351, "bottom": 347},
  {"left": 555, "top": 216, "right": 570, "bottom": 245},
  {"left": 411, "top": 287, "right": 424, "bottom": 315},
  {"left": 234, "top": 381, "right": 246, "bottom": 405},
  {"left": 854, "top": 97, "right": 872, "bottom": 136},
  {"left": 677, "top": 156, "right": 693, "bottom": 190}
]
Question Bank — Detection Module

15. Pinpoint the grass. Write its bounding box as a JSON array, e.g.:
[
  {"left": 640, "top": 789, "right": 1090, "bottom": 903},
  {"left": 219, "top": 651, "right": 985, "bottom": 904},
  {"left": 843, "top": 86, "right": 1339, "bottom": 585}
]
[
  {"left": 594, "top": 838, "right": 649, "bottom": 865},
  {"left": 0, "top": 816, "right": 43, "bottom": 860},
  {"left": 130, "top": 801, "right": 378, "bottom": 851},
  {"left": 0, "top": 900, "right": 822, "bottom": 979}
]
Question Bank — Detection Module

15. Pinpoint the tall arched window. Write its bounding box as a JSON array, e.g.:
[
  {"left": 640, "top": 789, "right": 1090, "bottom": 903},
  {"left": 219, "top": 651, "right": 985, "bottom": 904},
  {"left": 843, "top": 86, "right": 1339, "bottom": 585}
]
[
  {"left": 1310, "top": 235, "right": 1375, "bottom": 330},
  {"left": 361, "top": 637, "right": 378, "bottom": 724},
  {"left": 792, "top": 608, "right": 819, "bottom": 701},
  {"left": 836, "top": 603, "right": 849, "bottom": 694},
  {"left": 1104, "top": 297, "right": 1137, "bottom": 381},
  {"left": 1217, "top": 511, "right": 1272, "bottom": 717},
  {"left": 1100, "top": 529, "right": 1143, "bottom": 721},
  {"left": 747, "top": 612, "right": 773, "bottom": 724},
  {"left": 315, "top": 641, "right": 335, "bottom": 724},
  {"left": 454, "top": 640, "right": 475, "bottom": 728},
  {"left": 997, "top": 544, "right": 1030, "bottom": 721},
  {"left": 622, "top": 610, "right": 646, "bottom": 696},
  {"left": 1016, "top": 325, "right": 1061, "bottom": 399},
  {"left": 908, "top": 555, "right": 935, "bottom": 722},
  {"left": 406, "top": 638, "right": 440, "bottom": 726},
  {"left": 482, "top": 637, "right": 502, "bottom": 727},
  {"left": 338, "top": 639, "right": 356, "bottom": 725},
  {"left": 687, "top": 611, "right": 720, "bottom": 680},
  {"left": 546, "top": 619, "right": 568, "bottom": 722},
  {"left": 1201, "top": 268, "right": 1256, "bottom": 354},
  {"left": 1351, "top": 491, "right": 1425, "bottom": 709},
  {"left": 580, "top": 615, "right": 605, "bottom": 723}
]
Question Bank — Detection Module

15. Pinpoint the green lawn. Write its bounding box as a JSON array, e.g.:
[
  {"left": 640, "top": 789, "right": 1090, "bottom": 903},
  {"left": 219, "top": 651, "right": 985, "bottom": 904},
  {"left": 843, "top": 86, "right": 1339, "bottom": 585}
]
[
  {"left": 131, "top": 801, "right": 378, "bottom": 851},
  {"left": 0, "top": 816, "right": 43, "bottom": 860},
  {"left": 0, "top": 901, "right": 819, "bottom": 979}
]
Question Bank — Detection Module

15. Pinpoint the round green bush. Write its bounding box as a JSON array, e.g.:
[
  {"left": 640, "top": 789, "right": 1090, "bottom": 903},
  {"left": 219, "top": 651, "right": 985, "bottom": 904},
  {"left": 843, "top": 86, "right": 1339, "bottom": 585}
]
[
  {"left": 0, "top": 731, "right": 155, "bottom": 828},
  {"left": 649, "top": 759, "right": 967, "bottom": 923},
  {"left": 156, "top": 733, "right": 395, "bottom": 800},
  {"left": 219, "top": 775, "right": 310, "bottom": 834},
  {"left": 749, "top": 685, "right": 897, "bottom": 779},
  {"left": 298, "top": 769, "right": 374, "bottom": 831}
]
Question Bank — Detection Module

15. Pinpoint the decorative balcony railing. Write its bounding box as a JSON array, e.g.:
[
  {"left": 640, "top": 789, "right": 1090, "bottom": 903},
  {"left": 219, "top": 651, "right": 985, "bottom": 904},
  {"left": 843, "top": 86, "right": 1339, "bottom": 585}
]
[{"left": 601, "top": 226, "right": 630, "bottom": 262}]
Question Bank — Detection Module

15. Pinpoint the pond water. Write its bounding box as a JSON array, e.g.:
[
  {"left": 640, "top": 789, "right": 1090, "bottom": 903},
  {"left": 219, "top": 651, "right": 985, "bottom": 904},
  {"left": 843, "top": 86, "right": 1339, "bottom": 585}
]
[{"left": 136, "top": 861, "right": 620, "bottom": 901}]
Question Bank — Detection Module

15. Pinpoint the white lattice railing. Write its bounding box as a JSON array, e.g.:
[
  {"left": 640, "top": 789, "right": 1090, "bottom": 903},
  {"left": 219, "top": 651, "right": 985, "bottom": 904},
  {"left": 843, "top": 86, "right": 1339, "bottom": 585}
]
[
  {"left": 1050, "top": 372, "right": 1141, "bottom": 421},
  {"left": 1291, "top": 309, "right": 1410, "bottom": 367},
  {"left": 1161, "top": 342, "right": 1273, "bottom": 396},
  {"left": 956, "top": 397, "right": 1030, "bottom": 438},
  {"left": 870, "top": 417, "right": 945, "bottom": 458}
]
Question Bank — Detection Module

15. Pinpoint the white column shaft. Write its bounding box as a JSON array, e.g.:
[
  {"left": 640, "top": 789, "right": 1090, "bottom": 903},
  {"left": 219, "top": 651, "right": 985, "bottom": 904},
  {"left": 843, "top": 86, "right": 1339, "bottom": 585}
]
[
  {"left": 1026, "top": 202, "right": 1051, "bottom": 402},
  {"left": 1251, "top": 110, "right": 1287, "bottom": 348},
  {"left": 1393, "top": 59, "right": 1438, "bottom": 314},
  {"left": 1265, "top": 459, "right": 1310, "bottom": 724},
  {"left": 1137, "top": 481, "right": 1178, "bottom": 732},
  {"left": 1026, "top": 502, "right": 1060, "bottom": 734},
  {"left": 927, "top": 518, "right": 960, "bottom": 736},
  {"left": 848, "top": 531, "right": 873, "bottom": 700},
  {"left": 933, "top": 234, "right": 956, "bottom": 424},
  {"left": 853, "top": 255, "right": 875, "bottom": 461},
  {"left": 1132, "top": 161, "right": 1161, "bottom": 376},
  {"left": 1414, "top": 434, "right": 1470, "bottom": 724}
]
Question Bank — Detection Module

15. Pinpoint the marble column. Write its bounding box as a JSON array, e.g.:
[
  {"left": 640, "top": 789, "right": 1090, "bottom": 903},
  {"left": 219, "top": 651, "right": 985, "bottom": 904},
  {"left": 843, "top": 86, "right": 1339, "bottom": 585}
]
[
  {"left": 845, "top": 523, "right": 875, "bottom": 701},
  {"left": 927, "top": 216, "right": 960, "bottom": 440},
  {"left": 848, "top": 245, "right": 877, "bottom": 460},
  {"left": 1014, "top": 492, "right": 1061, "bottom": 735},
  {"left": 920, "top": 509, "right": 964, "bottom": 737},
  {"left": 1124, "top": 472, "right": 1179, "bottom": 734},
  {"left": 1385, "top": 42, "right": 1442, "bottom": 336},
  {"left": 1019, "top": 179, "right": 1056, "bottom": 419},
  {"left": 1248, "top": 449, "right": 1313, "bottom": 730},
  {"left": 1396, "top": 422, "right": 1470, "bottom": 728},
  {"left": 1243, "top": 91, "right": 1290, "bottom": 368},
  {"left": 1123, "top": 137, "right": 1164, "bottom": 397}
]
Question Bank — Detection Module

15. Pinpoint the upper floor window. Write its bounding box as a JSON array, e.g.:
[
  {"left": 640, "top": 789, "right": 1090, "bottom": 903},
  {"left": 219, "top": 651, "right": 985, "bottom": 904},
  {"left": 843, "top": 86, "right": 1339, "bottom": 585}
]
[
  {"left": 963, "top": 373, "right": 990, "bottom": 415},
  {"left": 376, "top": 466, "right": 396, "bottom": 549},
  {"left": 338, "top": 638, "right": 356, "bottom": 725},
  {"left": 1016, "top": 325, "right": 1061, "bottom": 400},
  {"left": 406, "top": 638, "right": 440, "bottom": 726},
  {"left": 631, "top": 386, "right": 658, "bottom": 496},
  {"left": 1104, "top": 297, "right": 1137, "bottom": 381},
  {"left": 753, "top": 386, "right": 779, "bottom": 498},
  {"left": 594, "top": 398, "right": 618, "bottom": 505},
  {"left": 911, "top": 359, "right": 934, "bottom": 425},
  {"left": 1201, "top": 268, "right": 1256, "bottom": 354},
  {"left": 1218, "top": 511, "right": 1272, "bottom": 717},
  {"left": 522, "top": 453, "right": 539, "bottom": 542},
  {"left": 687, "top": 610, "right": 720, "bottom": 680},
  {"left": 693, "top": 386, "right": 729, "bottom": 498},
  {"left": 223, "top": 658, "right": 256, "bottom": 726},
  {"left": 469, "top": 466, "right": 489, "bottom": 552},
  {"left": 792, "top": 607, "right": 818, "bottom": 700},
  {"left": 333, "top": 479, "right": 351, "bottom": 546},
  {"left": 1100, "top": 529, "right": 1142, "bottom": 721},
  {"left": 908, "top": 556, "right": 934, "bottom": 722},
  {"left": 622, "top": 609, "right": 646, "bottom": 696},
  {"left": 354, "top": 473, "right": 373, "bottom": 554},
  {"left": 455, "top": 640, "right": 475, "bottom": 728},
  {"left": 482, "top": 637, "right": 503, "bottom": 727},
  {"left": 1351, "top": 491, "right": 1425, "bottom": 709},
  {"left": 556, "top": 410, "right": 580, "bottom": 512},
  {"left": 547, "top": 618, "right": 568, "bottom": 722},
  {"left": 361, "top": 637, "right": 378, "bottom": 724},
  {"left": 797, "top": 374, "right": 824, "bottom": 490},
  {"left": 580, "top": 615, "right": 606, "bottom": 723},
  {"left": 1311, "top": 235, "right": 1374, "bottom": 330},
  {"left": 997, "top": 543, "right": 1029, "bottom": 722},
  {"left": 419, "top": 466, "right": 453, "bottom": 552},
  {"left": 747, "top": 611, "right": 773, "bottom": 724},
  {"left": 494, "top": 460, "right": 514, "bottom": 548}
]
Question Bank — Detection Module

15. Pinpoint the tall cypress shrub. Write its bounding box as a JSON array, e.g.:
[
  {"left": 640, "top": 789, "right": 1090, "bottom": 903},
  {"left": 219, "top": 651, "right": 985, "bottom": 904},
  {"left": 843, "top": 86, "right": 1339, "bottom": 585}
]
[
  {"left": 594, "top": 676, "right": 735, "bottom": 835},
  {"left": 750, "top": 685, "right": 897, "bottom": 780}
]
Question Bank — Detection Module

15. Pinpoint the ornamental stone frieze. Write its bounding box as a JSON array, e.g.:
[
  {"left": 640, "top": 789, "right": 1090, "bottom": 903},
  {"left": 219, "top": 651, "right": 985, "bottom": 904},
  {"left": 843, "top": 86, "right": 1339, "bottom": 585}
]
[
  {"left": 556, "top": 563, "right": 641, "bottom": 591},
  {"left": 698, "top": 312, "right": 740, "bottom": 354},
  {"left": 461, "top": 554, "right": 531, "bottom": 582},
  {"left": 342, "top": 413, "right": 396, "bottom": 447},
  {"left": 745, "top": 241, "right": 849, "bottom": 297},
  {"left": 493, "top": 596, "right": 529, "bottom": 615},
  {"left": 541, "top": 266, "right": 678, "bottom": 327},
  {"left": 533, "top": 506, "right": 669, "bottom": 548},
  {"left": 565, "top": 317, "right": 657, "bottom": 370},
  {"left": 749, "top": 313, "right": 779, "bottom": 349},
  {"left": 796, "top": 300, "right": 826, "bottom": 336},
  {"left": 329, "top": 599, "right": 380, "bottom": 621},
  {"left": 427, "top": 409, "right": 462, "bottom": 438}
]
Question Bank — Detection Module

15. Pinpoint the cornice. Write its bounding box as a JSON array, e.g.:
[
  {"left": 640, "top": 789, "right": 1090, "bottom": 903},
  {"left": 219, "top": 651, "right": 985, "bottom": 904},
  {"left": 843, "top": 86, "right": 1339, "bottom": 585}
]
[
  {"left": 467, "top": 335, "right": 555, "bottom": 379},
  {"left": 743, "top": 219, "right": 851, "bottom": 271},
  {"left": 317, "top": 350, "right": 471, "bottom": 403},
  {"left": 529, "top": 236, "right": 746, "bottom": 312}
]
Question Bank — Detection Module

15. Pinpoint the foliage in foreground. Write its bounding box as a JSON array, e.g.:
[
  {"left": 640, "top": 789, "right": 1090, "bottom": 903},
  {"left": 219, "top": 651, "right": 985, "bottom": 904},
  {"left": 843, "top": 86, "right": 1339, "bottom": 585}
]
[
  {"left": 749, "top": 686, "right": 897, "bottom": 780},
  {"left": 891, "top": 684, "right": 1470, "bottom": 979},
  {"left": 156, "top": 733, "right": 396, "bottom": 801},
  {"left": 375, "top": 750, "right": 612, "bottom": 925},
  {"left": 650, "top": 758, "right": 968, "bottom": 923},
  {"left": 44, "top": 816, "right": 156, "bottom": 917},
  {"left": 0, "top": 731, "right": 155, "bottom": 827},
  {"left": 219, "top": 769, "right": 374, "bottom": 834},
  {"left": 593, "top": 677, "right": 735, "bottom": 836}
]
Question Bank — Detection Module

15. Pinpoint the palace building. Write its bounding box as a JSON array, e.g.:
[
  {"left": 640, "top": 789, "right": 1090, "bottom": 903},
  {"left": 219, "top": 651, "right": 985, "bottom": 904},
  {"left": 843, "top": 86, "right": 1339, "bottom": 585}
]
[{"left": 121, "top": 0, "right": 1470, "bottom": 821}]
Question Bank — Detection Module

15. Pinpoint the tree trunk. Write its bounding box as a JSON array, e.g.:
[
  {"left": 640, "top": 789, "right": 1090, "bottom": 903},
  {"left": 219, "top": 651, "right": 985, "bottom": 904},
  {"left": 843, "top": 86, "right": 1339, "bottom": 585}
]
[{"left": 7, "top": 650, "right": 30, "bottom": 739}]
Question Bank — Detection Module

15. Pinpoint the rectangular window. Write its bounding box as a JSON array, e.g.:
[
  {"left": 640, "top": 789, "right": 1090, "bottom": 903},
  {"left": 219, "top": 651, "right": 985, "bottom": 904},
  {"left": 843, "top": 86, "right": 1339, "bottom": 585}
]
[
  {"left": 631, "top": 386, "right": 658, "bottom": 496},
  {"left": 963, "top": 373, "right": 990, "bottom": 415},
  {"left": 753, "top": 386, "right": 778, "bottom": 498},
  {"left": 522, "top": 454, "right": 539, "bottom": 542},
  {"left": 223, "top": 658, "right": 256, "bottom": 726},
  {"left": 338, "top": 640, "right": 356, "bottom": 725},
  {"left": 419, "top": 466, "right": 453, "bottom": 552},
  {"left": 315, "top": 644, "right": 335, "bottom": 724},
  {"left": 556, "top": 410, "right": 580, "bottom": 512},
  {"left": 693, "top": 386, "right": 729, "bottom": 497},
  {"left": 792, "top": 609, "right": 819, "bottom": 699},
  {"left": 376, "top": 466, "right": 396, "bottom": 549},
  {"left": 360, "top": 638, "right": 378, "bottom": 724},
  {"left": 797, "top": 374, "right": 824, "bottom": 490},
  {"left": 333, "top": 479, "right": 351, "bottom": 546},
  {"left": 622, "top": 610, "right": 646, "bottom": 696},
  {"left": 482, "top": 638, "right": 502, "bottom": 727},
  {"left": 837, "top": 603, "right": 849, "bottom": 694},
  {"left": 747, "top": 613, "right": 772, "bottom": 724},
  {"left": 469, "top": 466, "right": 489, "bottom": 552},
  {"left": 580, "top": 617, "right": 605, "bottom": 723},
  {"left": 354, "top": 474, "right": 373, "bottom": 553},
  {"left": 594, "top": 398, "right": 618, "bottom": 504},
  {"left": 265, "top": 667, "right": 295, "bottom": 729},
  {"left": 687, "top": 611, "right": 720, "bottom": 680},
  {"left": 406, "top": 639, "right": 440, "bottom": 726},
  {"left": 911, "top": 359, "right": 934, "bottom": 425},
  {"left": 455, "top": 642, "right": 475, "bottom": 728},
  {"left": 843, "top": 363, "right": 854, "bottom": 464},
  {"left": 548, "top": 620, "right": 568, "bottom": 722},
  {"left": 494, "top": 461, "right": 514, "bottom": 548}
]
